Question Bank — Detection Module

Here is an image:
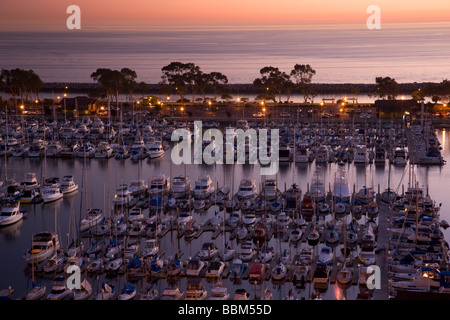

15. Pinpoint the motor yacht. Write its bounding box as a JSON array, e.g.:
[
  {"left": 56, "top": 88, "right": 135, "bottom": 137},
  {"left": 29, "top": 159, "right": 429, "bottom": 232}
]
[{"left": 193, "top": 173, "right": 214, "bottom": 199}]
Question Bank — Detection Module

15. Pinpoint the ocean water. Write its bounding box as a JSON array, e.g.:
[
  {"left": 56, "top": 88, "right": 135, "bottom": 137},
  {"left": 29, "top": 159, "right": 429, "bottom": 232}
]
[{"left": 1, "top": 23, "right": 450, "bottom": 84}]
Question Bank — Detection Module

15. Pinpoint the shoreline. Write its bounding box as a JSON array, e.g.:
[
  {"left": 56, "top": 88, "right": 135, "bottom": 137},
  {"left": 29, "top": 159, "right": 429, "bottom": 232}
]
[{"left": 36, "top": 82, "right": 432, "bottom": 95}]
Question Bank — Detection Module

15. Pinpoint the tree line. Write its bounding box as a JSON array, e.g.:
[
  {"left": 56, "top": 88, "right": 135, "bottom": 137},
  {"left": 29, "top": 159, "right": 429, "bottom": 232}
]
[
  {"left": 0, "top": 69, "right": 43, "bottom": 105},
  {"left": 2, "top": 65, "right": 450, "bottom": 107}
]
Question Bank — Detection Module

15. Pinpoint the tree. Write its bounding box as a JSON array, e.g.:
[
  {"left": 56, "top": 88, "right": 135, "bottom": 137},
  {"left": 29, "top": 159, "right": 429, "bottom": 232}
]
[
  {"left": 284, "top": 79, "right": 295, "bottom": 102},
  {"left": 192, "top": 70, "right": 210, "bottom": 103},
  {"left": 161, "top": 62, "right": 198, "bottom": 106},
  {"left": 255, "top": 93, "right": 276, "bottom": 103},
  {"left": 431, "top": 95, "right": 441, "bottom": 104},
  {"left": 189, "top": 65, "right": 202, "bottom": 103},
  {"left": 373, "top": 76, "right": 399, "bottom": 100},
  {"left": 1, "top": 68, "right": 43, "bottom": 105},
  {"left": 120, "top": 68, "right": 137, "bottom": 103},
  {"left": 253, "top": 66, "right": 290, "bottom": 102},
  {"left": 90, "top": 68, "right": 124, "bottom": 109},
  {"left": 208, "top": 72, "right": 228, "bottom": 101},
  {"left": 290, "top": 64, "right": 316, "bottom": 103},
  {"left": 421, "top": 80, "right": 450, "bottom": 104},
  {"left": 157, "top": 81, "right": 173, "bottom": 98},
  {"left": 411, "top": 89, "right": 425, "bottom": 101},
  {"left": 221, "top": 94, "right": 233, "bottom": 102}
]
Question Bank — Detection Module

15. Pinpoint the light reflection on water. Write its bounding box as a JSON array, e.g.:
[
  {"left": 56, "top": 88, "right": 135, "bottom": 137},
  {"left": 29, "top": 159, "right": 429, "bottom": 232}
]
[{"left": 1, "top": 129, "right": 450, "bottom": 300}]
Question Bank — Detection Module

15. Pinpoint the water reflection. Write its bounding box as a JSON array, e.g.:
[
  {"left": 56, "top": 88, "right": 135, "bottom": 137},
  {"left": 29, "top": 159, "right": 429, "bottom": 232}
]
[
  {"left": 0, "top": 219, "right": 23, "bottom": 240},
  {"left": 2, "top": 129, "right": 450, "bottom": 299}
]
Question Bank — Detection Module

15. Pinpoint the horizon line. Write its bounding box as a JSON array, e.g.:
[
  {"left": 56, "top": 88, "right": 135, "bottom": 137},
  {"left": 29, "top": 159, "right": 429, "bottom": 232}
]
[{"left": 1, "top": 20, "right": 450, "bottom": 32}]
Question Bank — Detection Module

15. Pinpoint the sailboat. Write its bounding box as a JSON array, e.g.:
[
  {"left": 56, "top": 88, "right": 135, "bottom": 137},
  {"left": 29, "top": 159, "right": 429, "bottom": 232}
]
[
  {"left": 25, "top": 250, "right": 47, "bottom": 300},
  {"left": 333, "top": 164, "right": 350, "bottom": 203},
  {"left": 271, "top": 259, "right": 287, "bottom": 281},
  {"left": 310, "top": 165, "right": 326, "bottom": 202},
  {"left": 307, "top": 194, "right": 320, "bottom": 246},
  {"left": 25, "top": 281, "right": 46, "bottom": 300},
  {"left": 73, "top": 278, "right": 93, "bottom": 300},
  {"left": 307, "top": 226, "right": 320, "bottom": 246},
  {"left": 337, "top": 222, "right": 353, "bottom": 286},
  {"left": 95, "top": 282, "right": 116, "bottom": 300},
  {"left": 381, "top": 160, "right": 396, "bottom": 203},
  {"left": 356, "top": 186, "right": 374, "bottom": 204},
  {"left": 46, "top": 276, "right": 73, "bottom": 300}
]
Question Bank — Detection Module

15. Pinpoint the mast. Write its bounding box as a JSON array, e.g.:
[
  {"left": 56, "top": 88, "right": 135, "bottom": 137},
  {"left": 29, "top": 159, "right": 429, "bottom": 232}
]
[
  {"left": 4, "top": 106, "right": 8, "bottom": 182},
  {"left": 415, "top": 181, "right": 419, "bottom": 247}
]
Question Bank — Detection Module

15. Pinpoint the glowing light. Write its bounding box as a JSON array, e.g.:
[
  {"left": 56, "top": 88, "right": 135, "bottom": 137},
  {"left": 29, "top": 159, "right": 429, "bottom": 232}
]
[
  {"left": 20, "top": 105, "right": 24, "bottom": 110},
  {"left": 334, "top": 286, "right": 342, "bottom": 300}
]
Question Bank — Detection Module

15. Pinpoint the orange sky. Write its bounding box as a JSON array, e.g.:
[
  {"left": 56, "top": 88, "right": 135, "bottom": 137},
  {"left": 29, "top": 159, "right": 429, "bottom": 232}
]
[{"left": 1, "top": 0, "right": 449, "bottom": 30}]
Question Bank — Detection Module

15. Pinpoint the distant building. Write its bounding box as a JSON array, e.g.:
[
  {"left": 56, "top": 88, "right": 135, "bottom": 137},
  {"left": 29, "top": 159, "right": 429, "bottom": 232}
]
[
  {"left": 375, "top": 99, "right": 416, "bottom": 118},
  {"left": 58, "top": 96, "right": 98, "bottom": 115},
  {"left": 140, "top": 95, "right": 161, "bottom": 107}
]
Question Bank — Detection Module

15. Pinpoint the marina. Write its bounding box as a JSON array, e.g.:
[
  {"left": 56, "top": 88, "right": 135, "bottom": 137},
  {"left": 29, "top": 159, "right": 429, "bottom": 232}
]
[{"left": 0, "top": 113, "right": 450, "bottom": 300}]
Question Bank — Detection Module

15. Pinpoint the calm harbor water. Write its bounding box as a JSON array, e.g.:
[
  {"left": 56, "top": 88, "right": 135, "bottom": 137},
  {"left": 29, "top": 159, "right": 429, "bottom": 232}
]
[
  {"left": 1, "top": 23, "right": 450, "bottom": 84},
  {"left": 0, "top": 128, "right": 450, "bottom": 300}
]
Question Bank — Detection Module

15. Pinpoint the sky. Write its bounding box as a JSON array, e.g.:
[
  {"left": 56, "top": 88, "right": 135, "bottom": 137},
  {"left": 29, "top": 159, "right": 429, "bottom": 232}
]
[{"left": 1, "top": 0, "right": 450, "bottom": 30}]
